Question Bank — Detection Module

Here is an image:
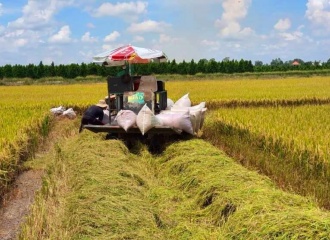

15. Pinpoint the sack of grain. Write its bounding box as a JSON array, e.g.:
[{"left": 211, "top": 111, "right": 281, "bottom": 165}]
[
  {"left": 171, "top": 102, "right": 207, "bottom": 133},
  {"left": 115, "top": 110, "right": 137, "bottom": 132},
  {"left": 166, "top": 98, "right": 174, "bottom": 110},
  {"left": 157, "top": 110, "right": 194, "bottom": 135},
  {"left": 173, "top": 93, "right": 191, "bottom": 107},
  {"left": 136, "top": 104, "right": 160, "bottom": 135}
]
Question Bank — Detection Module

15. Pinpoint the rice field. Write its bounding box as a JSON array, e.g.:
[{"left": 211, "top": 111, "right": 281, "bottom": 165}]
[
  {"left": 203, "top": 105, "right": 330, "bottom": 207},
  {"left": 2, "top": 76, "right": 329, "bottom": 151},
  {"left": 207, "top": 105, "right": 330, "bottom": 162},
  {"left": 19, "top": 132, "right": 330, "bottom": 239},
  {"left": 165, "top": 76, "right": 330, "bottom": 105},
  {"left": 0, "top": 76, "right": 330, "bottom": 238}
]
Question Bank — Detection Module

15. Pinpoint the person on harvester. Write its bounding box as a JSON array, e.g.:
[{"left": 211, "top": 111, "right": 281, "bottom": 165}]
[{"left": 79, "top": 100, "right": 108, "bottom": 133}]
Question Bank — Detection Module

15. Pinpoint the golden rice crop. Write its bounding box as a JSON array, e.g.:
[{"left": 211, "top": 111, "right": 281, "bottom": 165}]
[
  {"left": 203, "top": 105, "right": 330, "bottom": 207},
  {"left": 208, "top": 105, "right": 330, "bottom": 158},
  {"left": 0, "top": 83, "right": 107, "bottom": 107},
  {"left": 0, "top": 83, "right": 108, "bottom": 196},
  {"left": 0, "top": 83, "right": 110, "bottom": 144},
  {"left": 165, "top": 76, "right": 330, "bottom": 107},
  {"left": 19, "top": 135, "right": 330, "bottom": 239},
  {"left": 1, "top": 76, "right": 330, "bottom": 207}
]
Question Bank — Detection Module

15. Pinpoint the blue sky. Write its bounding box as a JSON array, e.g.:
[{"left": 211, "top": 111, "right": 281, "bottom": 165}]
[{"left": 0, "top": 0, "right": 329, "bottom": 65}]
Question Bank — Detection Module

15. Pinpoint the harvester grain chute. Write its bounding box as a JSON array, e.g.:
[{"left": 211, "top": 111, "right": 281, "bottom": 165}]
[{"left": 82, "top": 44, "right": 206, "bottom": 149}]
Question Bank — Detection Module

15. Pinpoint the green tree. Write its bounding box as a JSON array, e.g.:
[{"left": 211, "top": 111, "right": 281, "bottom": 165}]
[
  {"left": 57, "top": 64, "right": 67, "bottom": 78},
  {"left": 206, "top": 59, "right": 218, "bottom": 73},
  {"left": 177, "top": 60, "right": 188, "bottom": 74},
  {"left": 254, "top": 60, "right": 263, "bottom": 67},
  {"left": 49, "top": 61, "right": 56, "bottom": 77},
  {"left": 270, "top": 58, "right": 283, "bottom": 66},
  {"left": 26, "top": 64, "right": 37, "bottom": 78},
  {"left": 67, "top": 63, "right": 80, "bottom": 78},
  {"left": 197, "top": 59, "right": 207, "bottom": 73},
  {"left": 188, "top": 59, "right": 197, "bottom": 75},
  {"left": 80, "top": 62, "right": 87, "bottom": 77},
  {"left": 3, "top": 64, "right": 13, "bottom": 78},
  {"left": 87, "top": 63, "right": 99, "bottom": 75},
  {"left": 36, "top": 61, "right": 45, "bottom": 78},
  {"left": 169, "top": 59, "right": 178, "bottom": 74}
]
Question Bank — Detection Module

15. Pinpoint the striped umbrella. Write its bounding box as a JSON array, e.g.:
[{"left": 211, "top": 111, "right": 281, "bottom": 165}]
[{"left": 92, "top": 44, "right": 168, "bottom": 66}]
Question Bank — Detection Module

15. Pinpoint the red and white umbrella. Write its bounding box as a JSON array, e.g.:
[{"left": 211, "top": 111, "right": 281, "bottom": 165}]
[{"left": 92, "top": 44, "right": 168, "bottom": 66}]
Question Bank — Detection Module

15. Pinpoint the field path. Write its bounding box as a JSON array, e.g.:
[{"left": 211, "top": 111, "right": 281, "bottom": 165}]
[
  {"left": 0, "top": 170, "right": 43, "bottom": 240},
  {"left": 2, "top": 117, "right": 330, "bottom": 239},
  {"left": 0, "top": 117, "right": 78, "bottom": 240}
]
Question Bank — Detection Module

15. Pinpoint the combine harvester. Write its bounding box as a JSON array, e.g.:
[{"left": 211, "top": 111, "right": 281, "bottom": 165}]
[{"left": 83, "top": 45, "right": 206, "bottom": 150}]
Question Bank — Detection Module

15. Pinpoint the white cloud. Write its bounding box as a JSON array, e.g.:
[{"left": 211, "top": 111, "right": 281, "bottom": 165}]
[
  {"left": 47, "top": 46, "right": 64, "bottom": 57},
  {"left": 42, "top": 57, "right": 54, "bottom": 65},
  {"left": 4, "top": 29, "right": 23, "bottom": 38},
  {"left": 14, "top": 38, "right": 28, "bottom": 47},
  {"left": 87, "top": 23, "right": 95, "bottom": 28},
  {"left": 201, "top": 39, "right": 220, "bottom": 50},
  {"left": 279, "top": 31, "right": 304, "bottom": 41},
  {"left": 201, "top": 39, "right": 220, "bottom": 47},
  {"left": 0, "top": 25, "right": 4, "bottom": 34},
  {"left": 127, "top": 20, "right": 170, "bottom": 33},
  {"left": 159, "top": 34, "right": 180, "bottom": 44},
  {"left": 102, "top": 44, "right": 119, "bottom": 51},
  {"left": 159, "top": 34, "right": 171, "bottom": 43},
  {"left": 274, "top": 18, "right": 291, "bottom": 31},
  {"left": 306, "top": 0, "right": 330, "bottom": 28},
  {"left": 215, "top": 0, "right": 253, "bottom": 38},
  {"left": 0, "top": 3, "right": 3, "bottom": 16},
  {"left": 0, "top": 28, "right": 43, "bottom": 51},
  {"left": 8, "top": 0, "right": 74, "bottom": 30},
  {"left": 48, "top": 25, "right": 72, "bottom": 43},
  {"left": 81, "top": 32, "right": 98, "bottom": 43},
  {"left": 104, "top": 31, "right": 120, "bottom": 42},
  {"left": 133, "top": 35, "right": 145, "bottom": 42},
  {"left": 93, "top": 1, "right": 147, "bottom": 19}
]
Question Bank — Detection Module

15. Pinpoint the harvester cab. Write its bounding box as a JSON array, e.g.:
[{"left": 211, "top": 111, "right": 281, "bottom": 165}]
[
  {"left": 83, "top": 74, "right": 177, "bottom": 137},
  {"left": 107, "top": 75, "right": 167, "bottom": 116},
  {"left": 84, "top": 44, "right": 206, "bottom": 145}
]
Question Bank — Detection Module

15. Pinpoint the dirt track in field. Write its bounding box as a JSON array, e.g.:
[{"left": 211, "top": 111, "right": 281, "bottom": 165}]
[
  {"left": 0, "top": 170, "right": 43, "bottom": 240},
  {"left": 0, "top": 117, "right": 78, "bottom": 240}
]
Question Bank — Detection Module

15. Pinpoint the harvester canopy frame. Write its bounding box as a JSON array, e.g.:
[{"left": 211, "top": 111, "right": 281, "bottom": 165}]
[{"left": 83, "top": 44, "right": 177, "bottom": 137}]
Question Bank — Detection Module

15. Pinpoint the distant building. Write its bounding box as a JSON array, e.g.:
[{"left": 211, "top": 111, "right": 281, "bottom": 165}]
[{"left": 292, "top": 60, "right": 300, "bottom": 66}]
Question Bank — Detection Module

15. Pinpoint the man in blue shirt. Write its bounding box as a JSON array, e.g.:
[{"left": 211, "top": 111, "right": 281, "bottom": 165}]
[{"left": 79, "top": 100, "right": 108, "bottom": 133}]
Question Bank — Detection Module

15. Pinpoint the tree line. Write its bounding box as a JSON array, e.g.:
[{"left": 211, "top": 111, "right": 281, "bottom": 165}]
[{"left": 1, "top": 58, "right": 330, "bottom": 79}]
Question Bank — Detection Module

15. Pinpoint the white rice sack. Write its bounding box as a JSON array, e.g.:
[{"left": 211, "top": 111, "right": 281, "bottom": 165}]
[
  {"left": 193, "top": 102, "right": 206, "bottom": 110},
  {"left": 102, "top": 109, "right": 110, "bottom": 124},
  {"left": 103, "top": 110, "right": 118, "bottom": 125},
  {"left": 169, "top": 108, "right": 202, "bottom": 134},
  {"left": 190, "top": 109, "right": 202, "bottom": 133},
  {"left": 173, "top": 93, "right": 191, "bottom": 107},
  {"left": 171, "top": 102, "right": 205, "bottom": 111},
  {"left": 200, "top": 107, "right": 207, "bottom": 129},
  {"left": 110, "top": 116, "right": 118, "bottom": 126},
  {"left": 157, "top": 110, "right": 194, "bottom": 135},
  {"left": 50, "top": 106, "right": 66, "bottom": 115},
  {"left": 62, "top": 108, "right": 76, "bottom": 119},
  {"left": 115, "top": 110, "right": 137, "bottom": 132},
  {"left": 155, "top": 113, "right": 183, "bottom": 134},
  {"left": 166, "top": 98, "right": 174, "bottom": 110},
  {"left": 136, "top": 104, "right": 160, "bottom": 135}
]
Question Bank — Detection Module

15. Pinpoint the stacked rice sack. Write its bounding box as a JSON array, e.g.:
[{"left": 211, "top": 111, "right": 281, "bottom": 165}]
[
  {"left": 157, "top": 93, "right": 207, "bottom": 135},
  {"left": 114, "top": 107, "right": 161, "bottom": 135},
  {"left": 114, "top": 93, "right": 207, "bottom": 135}
]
